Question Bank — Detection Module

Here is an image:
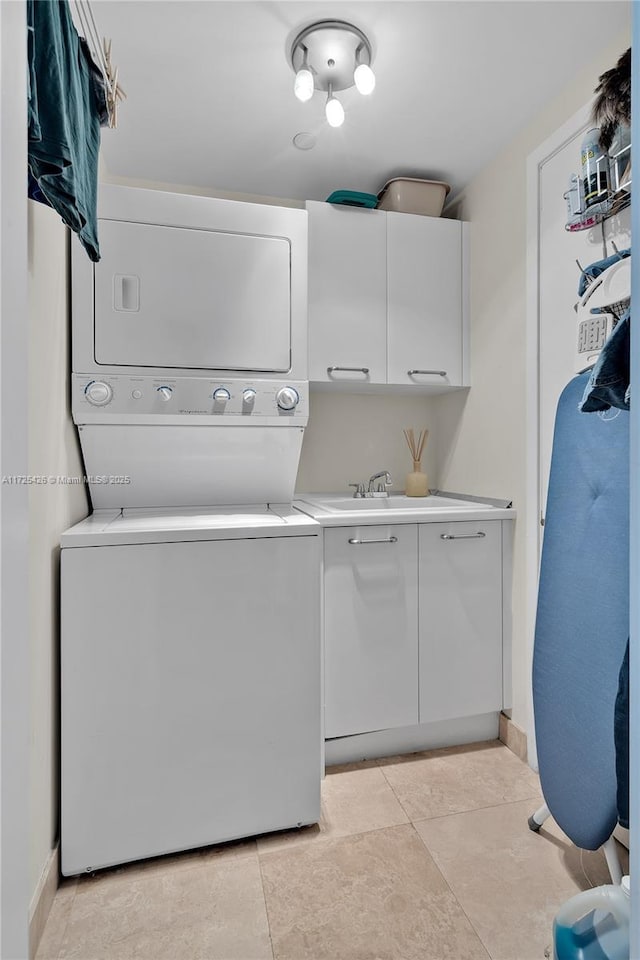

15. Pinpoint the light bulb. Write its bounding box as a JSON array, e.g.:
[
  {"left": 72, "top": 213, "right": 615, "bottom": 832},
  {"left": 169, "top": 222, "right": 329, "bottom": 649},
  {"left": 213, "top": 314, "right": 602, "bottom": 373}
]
[
  {"left": 354, "top": 63, "right": 375, "bottom": 95},
  {"left": 325, "top": 94, "right": 345, "bottom": 128},
  {"left": 294, "top": 68, "right": 314, "bottom": 103}
]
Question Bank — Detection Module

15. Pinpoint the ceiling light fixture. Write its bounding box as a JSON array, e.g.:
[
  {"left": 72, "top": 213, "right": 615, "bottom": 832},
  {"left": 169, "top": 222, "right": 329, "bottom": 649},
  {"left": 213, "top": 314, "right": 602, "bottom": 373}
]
[
  {"left": 293, "top": 49, "right": 314, "bottom": 102},
  {"left": 354, "top": 62, "right": 376, "bottom": 96},
  {"left": 290, "top": 20, "right": 375, "bottom": 128},
  {"left": 325, "top": 85, "right": 345, "bottom": 128}
]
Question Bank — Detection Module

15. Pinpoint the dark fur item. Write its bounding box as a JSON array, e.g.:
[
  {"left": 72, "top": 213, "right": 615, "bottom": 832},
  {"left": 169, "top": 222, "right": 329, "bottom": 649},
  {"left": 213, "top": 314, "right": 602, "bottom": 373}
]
[{"left": 591, "top": 48, "right": 631, "bottom": 152}]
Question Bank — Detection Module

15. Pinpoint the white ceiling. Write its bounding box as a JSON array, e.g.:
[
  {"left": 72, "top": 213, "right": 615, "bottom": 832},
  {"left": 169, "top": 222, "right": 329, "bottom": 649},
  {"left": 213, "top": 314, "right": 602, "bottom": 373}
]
[{"left": 93, "top": 1, "right": 631, "bottom": 204}]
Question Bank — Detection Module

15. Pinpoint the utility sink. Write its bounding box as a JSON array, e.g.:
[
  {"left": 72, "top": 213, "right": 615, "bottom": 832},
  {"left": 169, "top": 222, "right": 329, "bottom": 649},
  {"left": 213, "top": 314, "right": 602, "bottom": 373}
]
[{"left": 293, "top": 492, "right": 514, "bottom": 526}]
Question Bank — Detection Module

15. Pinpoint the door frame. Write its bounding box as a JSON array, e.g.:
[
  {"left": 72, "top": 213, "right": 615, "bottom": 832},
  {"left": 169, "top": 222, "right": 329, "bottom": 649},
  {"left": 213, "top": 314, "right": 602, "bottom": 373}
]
[
  {"left": 629, "top": 13, "right": 638, "bottom": 953},
  {"left": 526, "top": 86, "right": 638, "bottom": 950},
  {"left": 524, "top": 100, "right": 592, "bottom": 768}
]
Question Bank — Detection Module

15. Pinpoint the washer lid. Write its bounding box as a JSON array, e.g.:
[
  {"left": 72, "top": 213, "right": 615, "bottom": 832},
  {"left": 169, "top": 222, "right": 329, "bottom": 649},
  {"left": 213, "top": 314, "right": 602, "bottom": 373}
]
[
  {"left": 76, "top": 423, "right": 307, "bottom": 511},
  {"left": 61, "top": 505, "right": 319, "bottom": 547}
]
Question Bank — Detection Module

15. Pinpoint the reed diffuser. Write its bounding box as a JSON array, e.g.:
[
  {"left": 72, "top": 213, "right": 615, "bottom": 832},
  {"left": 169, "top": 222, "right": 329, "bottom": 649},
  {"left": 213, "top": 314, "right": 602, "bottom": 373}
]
[{"left": 403, "top": 428, "right": 429, "bottom": 497}]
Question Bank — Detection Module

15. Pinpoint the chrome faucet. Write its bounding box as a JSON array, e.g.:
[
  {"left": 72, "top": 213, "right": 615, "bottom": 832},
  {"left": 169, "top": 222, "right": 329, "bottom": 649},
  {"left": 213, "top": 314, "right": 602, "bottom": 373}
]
[
  {"left": 368, "top": 470, "right": 392, "bottom": 495},
  {"left": 348, "top": 472, "right": 393, "bottom": 498}
]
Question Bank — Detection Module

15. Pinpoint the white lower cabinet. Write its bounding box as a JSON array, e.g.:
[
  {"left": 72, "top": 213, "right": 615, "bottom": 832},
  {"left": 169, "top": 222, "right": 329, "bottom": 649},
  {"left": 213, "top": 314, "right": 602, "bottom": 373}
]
[
  {"left": 323, "top": 519, "right": 504, "bottom": 739},
  {"left": 323, "top": 524, "right": 419, "bottom": 738},
  {"left": 418, "top": 520, "right": 503, "bottom": 723}
]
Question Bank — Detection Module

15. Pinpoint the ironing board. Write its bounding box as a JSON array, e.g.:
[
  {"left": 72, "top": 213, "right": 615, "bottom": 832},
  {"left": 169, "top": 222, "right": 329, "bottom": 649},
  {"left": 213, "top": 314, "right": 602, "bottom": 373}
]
[{"left": 529, "top": 372, "right": 629, "bottom": 879}]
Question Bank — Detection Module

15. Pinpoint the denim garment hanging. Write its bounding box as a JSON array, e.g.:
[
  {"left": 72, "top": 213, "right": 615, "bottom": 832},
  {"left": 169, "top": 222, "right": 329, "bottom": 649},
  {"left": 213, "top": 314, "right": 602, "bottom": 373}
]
[{"left": 579, "top": 309, "right": 630, "bottom": 413}]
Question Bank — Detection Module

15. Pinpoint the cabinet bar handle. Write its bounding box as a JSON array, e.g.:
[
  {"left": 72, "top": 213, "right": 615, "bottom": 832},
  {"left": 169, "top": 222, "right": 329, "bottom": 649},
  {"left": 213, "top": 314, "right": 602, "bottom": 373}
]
[
  {"left": 348, "top": 536, "right": 398, "bottom": 545},
  {"left": 408, "top": 369, "right": 447, "bottom": 377},
  {"left": 440, "top": 532, "right": 486, "bottom": 540},
  {"left": 327, "top": 366, "right": 370, "bottom": 375}
]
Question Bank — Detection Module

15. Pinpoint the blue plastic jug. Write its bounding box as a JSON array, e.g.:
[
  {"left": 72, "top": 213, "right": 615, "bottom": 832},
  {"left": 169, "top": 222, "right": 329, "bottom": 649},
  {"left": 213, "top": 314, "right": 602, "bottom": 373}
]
[{"left": 553, "top": 877, "right": 630, "bottom": 960}]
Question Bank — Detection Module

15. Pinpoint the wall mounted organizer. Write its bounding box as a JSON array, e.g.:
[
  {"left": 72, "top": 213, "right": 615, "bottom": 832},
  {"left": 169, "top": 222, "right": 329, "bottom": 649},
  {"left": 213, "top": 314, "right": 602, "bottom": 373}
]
[{"left": 564, "top": 133, "right": 631, "bottom": 232}]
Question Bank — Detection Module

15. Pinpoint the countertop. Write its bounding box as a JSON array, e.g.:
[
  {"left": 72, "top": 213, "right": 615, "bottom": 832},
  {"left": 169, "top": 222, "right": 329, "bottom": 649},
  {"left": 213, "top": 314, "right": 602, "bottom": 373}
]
[{"left": 293, "top": 492, "right": 515, "bottom": 527}]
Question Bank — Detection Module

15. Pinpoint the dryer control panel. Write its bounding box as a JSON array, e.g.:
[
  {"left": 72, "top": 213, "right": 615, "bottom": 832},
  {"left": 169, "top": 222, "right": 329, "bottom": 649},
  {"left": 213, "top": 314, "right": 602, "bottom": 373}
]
[{"left": 72, "top": 375, "right": 308, "bottom": 425}]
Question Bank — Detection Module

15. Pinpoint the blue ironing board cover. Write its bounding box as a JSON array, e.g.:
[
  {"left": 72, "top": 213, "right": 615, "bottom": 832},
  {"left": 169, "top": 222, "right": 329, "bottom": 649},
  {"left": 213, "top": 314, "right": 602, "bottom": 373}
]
[{"left": 533, "top": 373, "right": 629, "bottom": 850}]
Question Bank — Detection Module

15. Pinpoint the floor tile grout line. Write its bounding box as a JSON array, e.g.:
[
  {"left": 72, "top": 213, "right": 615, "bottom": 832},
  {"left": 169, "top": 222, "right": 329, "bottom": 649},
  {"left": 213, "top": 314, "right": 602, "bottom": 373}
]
[
  {"left": 255, "top": 817, "right": 417, "bottom": 862},
  {"left": 408, "top": 822, "right": 493, "bottom": 960},
  {"left": 374, "top": 762, "right": 423, "bottom": 823},
  {"left": 256, "top": 843, "right": 277, "bottom": 960},
  {"left": 373, "top": 756, "right": 541, "bottom": 823},
  {"left": 403, "top": 791, "right": 545, "bottom": 827}
]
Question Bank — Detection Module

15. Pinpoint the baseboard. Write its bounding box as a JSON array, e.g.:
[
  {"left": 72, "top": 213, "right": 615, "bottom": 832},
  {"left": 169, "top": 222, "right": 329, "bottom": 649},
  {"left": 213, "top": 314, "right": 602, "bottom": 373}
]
[
  {"left": 499, "top": 711, "right": 528, "bottom": 763},
  {"left": 29, "top": 844, "right": 59, "bottom": 960},
  {"left": 614, "top": 824, "right": 630, "bottom": 850},
  {"left": 325, "top": 713, "right": 500, "bottom": 766}
]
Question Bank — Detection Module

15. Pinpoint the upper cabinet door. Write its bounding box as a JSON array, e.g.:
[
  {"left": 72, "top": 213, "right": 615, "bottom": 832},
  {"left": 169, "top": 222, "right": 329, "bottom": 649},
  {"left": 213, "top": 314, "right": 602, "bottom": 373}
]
[
  {"left": 307, "top": 202, "right": 387, "bottom": 384},
  {"left": 387, "top": 213, "right": 463, "bottom": 386}
]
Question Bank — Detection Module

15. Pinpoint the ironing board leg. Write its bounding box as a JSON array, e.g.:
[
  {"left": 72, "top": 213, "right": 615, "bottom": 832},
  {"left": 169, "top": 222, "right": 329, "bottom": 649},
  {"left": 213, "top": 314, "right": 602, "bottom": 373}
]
[
  {"left": 527, "top": 802, "right": 551, "bottom": 832},
  {"left": 603, "top": 835, "right": 623, "bottom": 884}
]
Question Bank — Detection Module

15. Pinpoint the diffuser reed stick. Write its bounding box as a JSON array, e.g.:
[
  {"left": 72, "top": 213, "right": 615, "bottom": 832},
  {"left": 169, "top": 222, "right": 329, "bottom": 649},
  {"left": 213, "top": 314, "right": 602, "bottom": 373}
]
[
  {"left": 403, "top": 428, "right": 428, "bottom": 469},
  {"left": 403, "top": 428, "right": 429, "bottom": 497}
]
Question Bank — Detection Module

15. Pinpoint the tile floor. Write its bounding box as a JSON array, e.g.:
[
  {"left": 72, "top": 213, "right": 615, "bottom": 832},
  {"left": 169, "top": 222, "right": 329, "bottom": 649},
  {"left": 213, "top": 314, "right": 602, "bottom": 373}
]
[{"left": 36, "top": 740, "right": 627, "bottom": 960}]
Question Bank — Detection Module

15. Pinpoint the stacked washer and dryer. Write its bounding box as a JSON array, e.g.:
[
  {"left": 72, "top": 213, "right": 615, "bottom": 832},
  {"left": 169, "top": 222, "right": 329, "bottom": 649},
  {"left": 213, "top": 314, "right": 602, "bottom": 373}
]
[{"left": 60, "top": 186, "right": 321, "bottom": 876}]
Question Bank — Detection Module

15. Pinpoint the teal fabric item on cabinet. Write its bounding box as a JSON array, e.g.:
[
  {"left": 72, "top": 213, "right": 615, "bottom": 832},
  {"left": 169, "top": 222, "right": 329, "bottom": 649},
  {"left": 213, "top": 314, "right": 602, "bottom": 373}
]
[
  {"left": 27, "top": 0, "right": 102, "bottom": 261},
  {"left": 533, "top": 373, "right": 629, "bottom": 850}
]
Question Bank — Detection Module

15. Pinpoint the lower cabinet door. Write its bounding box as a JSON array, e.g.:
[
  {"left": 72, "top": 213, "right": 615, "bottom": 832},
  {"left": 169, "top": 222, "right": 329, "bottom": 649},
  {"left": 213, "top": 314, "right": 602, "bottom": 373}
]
[
  {"left": 324, "top": 524, "right": 419, "bottom": 738},
  {"left": 419, "top": 520, "right": 503, "bottom": 723}
]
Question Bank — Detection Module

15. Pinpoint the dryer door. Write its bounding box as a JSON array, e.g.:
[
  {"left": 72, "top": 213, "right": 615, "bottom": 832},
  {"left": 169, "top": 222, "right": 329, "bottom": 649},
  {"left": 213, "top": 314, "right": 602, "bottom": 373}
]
[{"left": 94, "top": 220, "right": 291, "bottom": 372}]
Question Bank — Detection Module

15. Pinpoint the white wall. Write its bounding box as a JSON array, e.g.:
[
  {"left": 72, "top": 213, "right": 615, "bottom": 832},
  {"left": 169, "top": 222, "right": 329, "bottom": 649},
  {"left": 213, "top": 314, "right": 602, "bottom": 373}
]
[
  {"left": 1, "top": 1, "right": 30, "bottom": 955},
  {"left": 433, "top": 29, "right": 631, "bottom": 736},
  {"left": 296, "top": 391, "right": 440, "bottom": 494},
  {"left": 28, "top": 202, "right": 89, "bottom": 903}
]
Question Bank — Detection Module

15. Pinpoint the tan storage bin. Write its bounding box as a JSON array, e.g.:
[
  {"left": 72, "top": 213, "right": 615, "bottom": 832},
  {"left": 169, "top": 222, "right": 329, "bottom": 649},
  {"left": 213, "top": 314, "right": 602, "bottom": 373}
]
[{"left": 377, "top": 178, "right": 451, "bottom": 217}]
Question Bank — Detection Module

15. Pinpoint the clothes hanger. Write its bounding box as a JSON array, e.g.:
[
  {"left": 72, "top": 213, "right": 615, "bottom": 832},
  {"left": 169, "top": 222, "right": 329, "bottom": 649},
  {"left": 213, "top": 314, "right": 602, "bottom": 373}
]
[{"left": 72, "top": 0, "right": 126, "bottom": 128}]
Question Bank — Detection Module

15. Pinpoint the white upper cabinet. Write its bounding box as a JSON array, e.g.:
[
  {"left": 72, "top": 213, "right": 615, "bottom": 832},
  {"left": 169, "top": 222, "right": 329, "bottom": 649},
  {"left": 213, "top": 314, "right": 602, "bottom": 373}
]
[
  {"left": 387, "top": 213, "right": 464, "bottom": 387},
  {"left": 307, "top": 201, "right": 387, "bottom": 385},
  {"left": 307, "top": 202, "right": 468, "bottom": 390}
]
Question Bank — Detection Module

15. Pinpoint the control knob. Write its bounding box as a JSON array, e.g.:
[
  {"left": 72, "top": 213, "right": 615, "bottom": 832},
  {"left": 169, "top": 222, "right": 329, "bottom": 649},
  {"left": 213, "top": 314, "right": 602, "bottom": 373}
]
[
  {"left": 156, "top": 386, "right": 173, "bottom": 401},
  {"left": 85, "top": 381, "right": 113, "bottom": 406},
  {"left": 242, "top": 388, "right": 257, "bottom": 404},
  {"left": 213, "top": 387, "right": 231, "bottom": 402},
  {"left": 276, "top": 386, "right": 300, "bottom": 411}
]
